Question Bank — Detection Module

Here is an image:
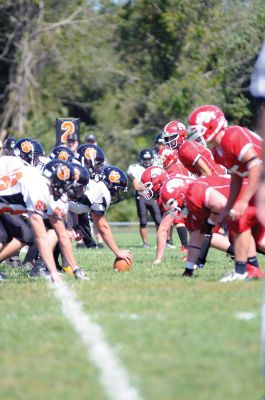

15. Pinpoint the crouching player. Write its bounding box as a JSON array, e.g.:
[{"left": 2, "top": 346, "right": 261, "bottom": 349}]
[
  {"left": 160, "top": 174, "right": 264, "bottom": 280},
  {"left": 0, "top": 157, "right": 87, "bottom": 282}
]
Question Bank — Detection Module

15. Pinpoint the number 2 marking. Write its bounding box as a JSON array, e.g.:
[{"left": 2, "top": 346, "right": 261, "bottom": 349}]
[{"left": 61, "top": 121, "right": 75, "bottom": 142}]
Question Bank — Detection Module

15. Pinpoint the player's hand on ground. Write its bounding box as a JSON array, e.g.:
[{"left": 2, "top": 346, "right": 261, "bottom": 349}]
[
  {"left": 116, "top": 250, "right": 133, "bottom": 263},
  {"left": 51, "top": 270, "right": 62, "bottom": 284},
  {"left": 256, "top": 182, "right": 265, "bottom": 226},
  {"left": 75, "top": 230, "right": 84, "bottom": 241},
  {"left": 153, "top": 258, "right": 162, "bottom": 265},
  {"left": 67, "top": 229, "right": 77, "bottom": 240}
]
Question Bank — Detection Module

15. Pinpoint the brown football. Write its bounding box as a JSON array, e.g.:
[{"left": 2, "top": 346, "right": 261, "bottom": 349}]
[{"left": 113, "top": 257, "right": 132, "bottom": 272}]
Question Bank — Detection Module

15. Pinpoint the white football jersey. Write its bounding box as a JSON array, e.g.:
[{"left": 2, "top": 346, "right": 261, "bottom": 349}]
[
  {"left": 46, "top": 193, "right": 69, "bottom": 221},
  {"left": 127, "top": 163, "right": 145, "bottom": 181},
  {"left": 0, "top": 162, "right": 50, "bottom": 215},
  {"left": 69, "top": 179, "right": 111, "bottom": 215}
]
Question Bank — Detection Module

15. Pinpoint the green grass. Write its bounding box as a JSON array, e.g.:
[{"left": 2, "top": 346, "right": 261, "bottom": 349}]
[{"left": 0, "top": 226, "right": 265, "bottom": 400}]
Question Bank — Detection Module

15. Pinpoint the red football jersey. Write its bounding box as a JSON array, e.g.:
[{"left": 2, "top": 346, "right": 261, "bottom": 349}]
[
  {"left": 166, "top": 160, "right": 191, "bottom": 176},
  {"left": 185, "top": 175, "right": 231, "bottom": 231},
  {"left": 212, "top": 126, "right": 262, "bottom": 177},
  {"left": 178, "top": 141, "right": 226, "bottom": 176}
]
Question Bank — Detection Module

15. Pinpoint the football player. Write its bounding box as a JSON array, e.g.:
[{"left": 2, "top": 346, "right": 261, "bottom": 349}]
[
  {"left": 0, "top": 157, "right": 86, "bottom": 282},
  {"left": 127, "top": 148, "right": 162, "bottom": 248},
  {"left": 69, "top": 165, "right": 132, "bottom": 263},
  {"left": 160, "top": 171, "right": 264, "bottom": 280},
  {"left": 141, "top": 165, "right": 189, "bottom": 258},
  {"left": 188, "top": 105, "right": 263, "bottom": 281},
  {"left": 163, "top": 120, "right": 226, "bottom": 176}
]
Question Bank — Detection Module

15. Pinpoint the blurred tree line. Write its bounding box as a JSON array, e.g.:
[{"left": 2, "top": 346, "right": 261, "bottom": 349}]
[{"left": 0, "top": 0, "right": 264, "bottom": 220}]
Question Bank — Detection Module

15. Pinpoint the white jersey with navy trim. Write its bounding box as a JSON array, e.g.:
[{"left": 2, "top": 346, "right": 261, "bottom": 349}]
[
  {"left": 69, "top": 179, "right": 111, "bottom": 216},
  {"left": 127, "top": 163, "right": 145, "bottom": 181}
]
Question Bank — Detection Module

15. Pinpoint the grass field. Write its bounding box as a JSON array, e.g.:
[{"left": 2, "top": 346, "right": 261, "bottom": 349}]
[{"left": 0, "top": 226, "right": 265, "bottom": 400}]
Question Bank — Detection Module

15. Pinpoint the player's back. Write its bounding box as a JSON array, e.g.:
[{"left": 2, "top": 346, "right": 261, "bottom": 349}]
[{"left": 178, "top": 140, "right": 226, "bottom": 176}]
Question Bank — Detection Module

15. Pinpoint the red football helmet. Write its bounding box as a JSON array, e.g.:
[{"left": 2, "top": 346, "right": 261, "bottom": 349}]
[
  {"left": 158, "top": 147, "right": 179, "bottom": 169},
  {"left": 141, "top": 166, "right": 168, "bottom": 200},
  {"left": 163, "top": 120, "right": 187, "bottom": 149},
  {"left": 160, "top": 176, "right": 192, "bottom": 214},
  {"left": 187, "top": 105, "right": 227, "bottom": 144}
]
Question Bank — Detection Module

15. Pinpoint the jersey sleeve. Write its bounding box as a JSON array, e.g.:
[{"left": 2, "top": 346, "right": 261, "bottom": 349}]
[
  {"left": 222, "top": 127, "right": 254, "bottom": 162},
  {"left": 46, "top": 197, "right": 68, "bottom": 221},
  {"left": 178, "top": 142, "right": 201, "bottom": 169}
]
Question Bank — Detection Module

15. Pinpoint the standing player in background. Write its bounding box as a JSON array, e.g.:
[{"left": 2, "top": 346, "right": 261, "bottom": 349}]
[
  {"left": 127, "top": 148, "right": 162, "bottom": 248},
  {"left": 66, "top": 133, "right": 79, "bottom": 156},
  {"left": 188, "top": 105, "right": 263, "bottom": 281},
  {"left": 250, "top": 41, "right": 265, "bottom": 226},
  {"left": 3, "top": 137, "right": 16, "bottom": 156}
]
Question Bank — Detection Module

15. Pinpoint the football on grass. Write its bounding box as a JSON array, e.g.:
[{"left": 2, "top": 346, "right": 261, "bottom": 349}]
[{"left": 113, "top": 257, "right": 132, "bottom": 272}]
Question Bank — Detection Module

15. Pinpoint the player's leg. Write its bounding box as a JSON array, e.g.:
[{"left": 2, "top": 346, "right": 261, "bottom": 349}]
[{"left": 136, "top": 195, "right": 149, "bottom": 247}]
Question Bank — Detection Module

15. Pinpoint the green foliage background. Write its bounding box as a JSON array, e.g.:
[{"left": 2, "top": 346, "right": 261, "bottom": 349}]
[{"left": 0, "top": 0, "right": 264, "bottom": 220}]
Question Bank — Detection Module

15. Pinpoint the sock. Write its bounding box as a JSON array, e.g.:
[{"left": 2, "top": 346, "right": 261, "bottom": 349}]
[
  {"left": 177, "top": 226, "right": 188, "bottom": 248},
  {"left": 226, "top": 245, "right": 234, "bottom": 256},
  {"left": 247, "top": 256, "right": 259, "bottom": 267},
  {"left": 235, "top": 261, "right": 247, "bottom": 274}
]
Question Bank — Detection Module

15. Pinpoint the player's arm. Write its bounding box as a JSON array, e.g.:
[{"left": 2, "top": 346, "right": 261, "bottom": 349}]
[
  {"left": 132, "top": 177, "right": 145, "bottom": 191},
  {"left": 217, "top": 174, "right": 242, "bottom": 224},
  {"left": 91, "top": 212, "right": 132, "bottom": 262},
  {"left": 194, "top": 157, "right": 212, "bottom": 176},
  {"left": 153, "top": 213, "right": 174, "bottom": 264},
  {"left": 29, "top": 212, "right": 61, "bottom": 283},
  {"left": 239, "top": 147, "right": 263, "bottom": 204},
  {"left": 49, "top": 215, "right": 80, "bottom": 270}
]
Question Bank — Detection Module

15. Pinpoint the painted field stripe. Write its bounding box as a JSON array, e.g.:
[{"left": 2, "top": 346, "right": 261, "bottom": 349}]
[
  {"left": 261, "top": 288, "right": 265, "bottom": 378},
  {"left": 49, "top": 281, "right": 142, "bottom": 400}
]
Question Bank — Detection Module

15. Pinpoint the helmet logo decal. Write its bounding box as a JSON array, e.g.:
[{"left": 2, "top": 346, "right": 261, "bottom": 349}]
[
  {"left": 85, "top": 147, "right": 97, "bottom": 160},
  {"left": 166, "top": 178, "right": 185, "bottom": 193},
  {"left": 21, "top": 141, "right": 33, "bottom": 153},
  {"left": 58, "top": 150, "right": 69, "bottom": 161},
  {"left": 196, "top": 111, "right": 216, "bottom": 125},
  {"left": 57, "top": 165, "right": 71, "bottom": 181},
  {"left": 150, "top": 168, "right": 164, "bottom": 178},
  {"left": 109, "top": 170, "right": 120, "bottom": 183}
]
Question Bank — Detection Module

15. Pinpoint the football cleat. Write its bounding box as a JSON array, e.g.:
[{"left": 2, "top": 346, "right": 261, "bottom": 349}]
[
  {"left": 4, "top": 256, "right": 25, "bottom": 268},
  {"left": 63, "top": 266, "right": 74, "bottom": 275},
  {"left": 0, "top": 272, "right": 7, "bottom": 280},
  {"left": 73, "top": 268, "right": 90, "bottom": 280},
  {"left": 246, "top": 264, "right": 265, "bottom": 279},
  {"left": 181, "top": 268, "right": 193, "bottom": 277},
  {"left": 166, "top": 240, "right": 176, "bottom": 249},
  {"left": 179, "top": 245, "right": 187, "bottom": 253},
  {"left": 219, "top": 270, "right": 248, "bottom": 283},
  {"left": 29, "top": 260, "right": 50, "bottom": 278},
  {"left": 143, "top": 242, "right": 151, "bottom": 249}
]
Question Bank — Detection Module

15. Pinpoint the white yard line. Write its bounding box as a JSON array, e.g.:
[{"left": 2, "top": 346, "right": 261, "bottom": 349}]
[
  {"left": 234, "top": 311, "right": 257, "bottom": 321},
  {"left": 49, "top": 280, "right": 142, "bottom": 400},
  {"left": 261, "top": 289, "right": 265, "bottom": 378}
]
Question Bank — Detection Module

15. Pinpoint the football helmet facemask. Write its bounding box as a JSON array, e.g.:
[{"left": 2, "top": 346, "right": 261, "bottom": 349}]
[
  {"left": 163, "top": 120, "right": 187, "bottom": 149},
  {"left": 49, "top": 146, "right": 75, "bottom": 162},
  {"left": 102, "top": 166, "right": 128, "bottom": 204},
  {"left": 68, "top": 164, "right": 89, "bottom": 200},
  {"left": 14, "top": 138, "right": 45, "bottom": 167},
  {"left": 42, "top": 160, "right": 75, "bottom": 201},
  {"left": 76, "top": 144, "right": 105, "bottom": 179},
  {"left": 3, "top": 137, "right": 16, "bottom": 156},
  {"left": 141, "top": 166, "right": 168, "bottom": 200},
  {"left": 187, "top": 105, "right": 227, "bottom": 145},
  {"left": 160, "top": 176, "right": 192, "bottom": 216},
  {"left": 139, "top": 148, "right": 154, "bottom": 168}
]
